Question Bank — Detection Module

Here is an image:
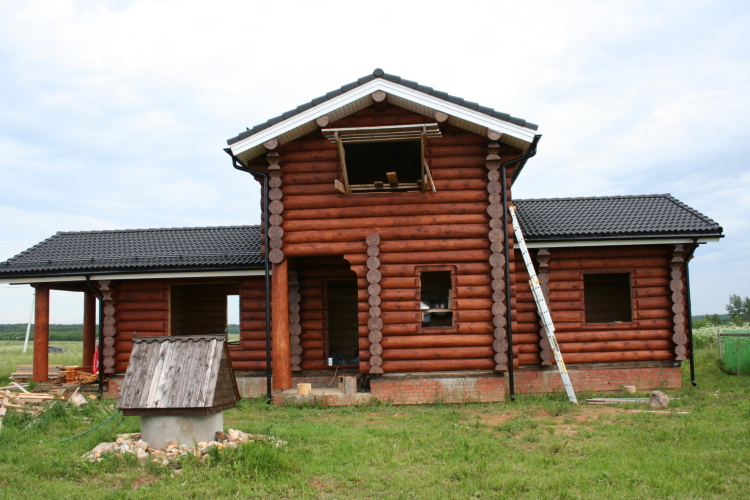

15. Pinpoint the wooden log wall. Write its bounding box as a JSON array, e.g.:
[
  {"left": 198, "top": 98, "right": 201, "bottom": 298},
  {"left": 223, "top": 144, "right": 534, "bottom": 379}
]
[
  {"left": 234, "top": 276, "right": 268, "bottom": 372},
  {"left": 254, "top": 104, "right": 524, "bottom": 374},
  {"left": 366, "top": 234, "right": 384, "bottom": 374},
  {"left": 113, "top": 280, "right": 168, "bottom": 373},
  {"left": 512, "top": 244, "right": 685, "bottom": 365},
  {"left": 670, "top": 244, "right": 688, "bottom": 361},
  {"left": 536, "top": 249, "right": 553, "bottom": 365},
  {"left": 98, "top": 280, "right": 118, "bottom": 374},
  {"left": 485, "top": 138, "right": 509, "bottom": 371}
]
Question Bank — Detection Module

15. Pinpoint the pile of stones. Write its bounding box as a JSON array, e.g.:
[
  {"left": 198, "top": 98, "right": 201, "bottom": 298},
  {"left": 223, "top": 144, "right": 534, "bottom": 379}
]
[{"left": 83, "top": 429, "right": 286, "bottom": 465}]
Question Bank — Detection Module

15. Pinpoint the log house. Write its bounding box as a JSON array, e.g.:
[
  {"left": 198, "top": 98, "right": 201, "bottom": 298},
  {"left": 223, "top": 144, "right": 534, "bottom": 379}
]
[{"left": 0, "top": 69, "right": 723, "bottom": 403}]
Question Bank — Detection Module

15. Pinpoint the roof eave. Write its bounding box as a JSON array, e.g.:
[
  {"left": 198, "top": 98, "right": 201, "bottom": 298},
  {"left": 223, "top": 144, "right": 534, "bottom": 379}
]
[
  {"left": 519, "top": 234, "right": 723, "bottom": 248},
  {"left": 228, "top": 79, "right": 538, "bottom": 163}
]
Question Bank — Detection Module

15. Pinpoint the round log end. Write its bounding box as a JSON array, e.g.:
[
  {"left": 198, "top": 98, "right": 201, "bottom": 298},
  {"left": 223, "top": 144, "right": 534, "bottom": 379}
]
[
  {"left": 487, "top": 130, "right": 503, "bottom": 141},
  {"left": 316, "top": 115, "right": 330, "bottom": 128},
  {"left": 369, "top": 366, "right": 384, "bottom": 374},
  {"left": 366, "top": 233, "right": 381, "bottom": 246},
  {"left": 434, "top": 111, "right": 449, "bottom": 122},
  {"left": 263, "top": 138, "right": 279, "bottom": 151},
  {"left": 269, "top": 249, "right": 284, "bottom": 264},
  {"left": 372, "top": 90, "right": 387, "bottom": 102}
]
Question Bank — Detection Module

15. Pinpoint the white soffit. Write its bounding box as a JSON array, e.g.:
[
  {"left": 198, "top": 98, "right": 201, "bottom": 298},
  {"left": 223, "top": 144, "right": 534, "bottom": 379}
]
[
  {"left": 517, "top": 237, "right": 721, "bottom": 249},
  {"left": 0, "top": 269, "right": 267, "bottom": 285},
  {"left": 230, "top": 79, "right": 538, "bottom": 162}
]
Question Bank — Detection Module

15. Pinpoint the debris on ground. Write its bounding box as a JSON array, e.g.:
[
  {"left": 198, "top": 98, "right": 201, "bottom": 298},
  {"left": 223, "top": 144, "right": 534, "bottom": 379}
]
[
  {"left": 587, "top": 391, "right": 676, "bottom": 408},
  {"left": 82, "top": 430, "right": 287, "bottom": 465},
  {"left": 0, "top": 382, "right": 96, "bottom": 428}
]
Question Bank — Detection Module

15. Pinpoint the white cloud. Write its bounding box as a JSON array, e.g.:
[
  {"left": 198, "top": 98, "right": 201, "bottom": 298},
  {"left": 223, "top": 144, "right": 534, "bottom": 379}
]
[{"left": 0, "top": 0, "right": 749, "bottom": 321}]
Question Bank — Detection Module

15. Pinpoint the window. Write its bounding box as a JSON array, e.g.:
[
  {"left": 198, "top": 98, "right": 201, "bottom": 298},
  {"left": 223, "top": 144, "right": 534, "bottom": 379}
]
[
  {"left": 583, "top": 273, "right": 632, "bottom": 323},
  {"left": 170, "top": 283, "right": 239, "bottom": 337},
  {"left": 420, "top": 271, "right": 453, "bottom": 327},
  {"left": 322, "top": 123, "right": 440, "bottom": 193}
]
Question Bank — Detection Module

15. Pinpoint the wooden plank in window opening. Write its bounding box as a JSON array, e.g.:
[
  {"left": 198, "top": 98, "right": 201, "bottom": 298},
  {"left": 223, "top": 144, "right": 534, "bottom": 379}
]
[
  {"left": 334, "top": 131, "right": 351, "bottom": 194},
  {"left": 334, "top": 179, "right": 347, "bottom": 194},
  {"left": 386, "top": 172, "right": 399, "bottom": 188}
]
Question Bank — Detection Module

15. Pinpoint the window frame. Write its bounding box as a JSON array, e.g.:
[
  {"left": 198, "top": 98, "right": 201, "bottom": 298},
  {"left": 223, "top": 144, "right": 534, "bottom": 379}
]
[
  {"left": 582, "top": 271, "right": 635, "bottom": 324},
  {"left": 322, "top": 123, "right": 439, "bottom": 194},
  {"left": 416, "top": 265, "right": 458, "bottom": 332}
]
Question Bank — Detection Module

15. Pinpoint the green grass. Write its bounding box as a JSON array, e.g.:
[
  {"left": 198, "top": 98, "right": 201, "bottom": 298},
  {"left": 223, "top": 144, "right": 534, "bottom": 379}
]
[
  {"left": 0, "top": 341, "right": 84, "bottom": 383},
  {"left": 1, "top": 346, "right": 749, "bottom": 499}
]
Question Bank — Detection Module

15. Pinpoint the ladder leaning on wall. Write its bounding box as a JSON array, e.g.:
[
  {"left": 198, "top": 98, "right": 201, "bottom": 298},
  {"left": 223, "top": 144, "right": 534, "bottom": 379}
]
[{"left": 509, "top": 205, "right": 578, "bottom": 404}]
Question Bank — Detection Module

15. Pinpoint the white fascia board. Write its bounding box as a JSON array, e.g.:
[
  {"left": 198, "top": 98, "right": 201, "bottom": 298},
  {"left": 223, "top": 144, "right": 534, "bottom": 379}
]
[
  {"left": 0, "top": 269, "right": 267, "bottom": 285},
  {"left": 229, "top": 79, "right": 538, "bottom": 157},
  {"left": 516, "top": 237, "right": 721, "bottom": 249}
]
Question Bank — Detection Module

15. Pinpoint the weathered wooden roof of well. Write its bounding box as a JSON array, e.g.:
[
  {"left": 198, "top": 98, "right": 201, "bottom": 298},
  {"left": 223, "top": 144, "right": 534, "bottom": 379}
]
[{"left": 118, "top": 335, "right": 239, "bottom": 411}]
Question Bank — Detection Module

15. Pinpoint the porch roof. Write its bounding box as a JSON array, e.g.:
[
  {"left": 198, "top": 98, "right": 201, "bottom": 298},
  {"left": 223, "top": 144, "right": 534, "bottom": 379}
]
[{"left": 0, "top": 225, "right": 262, "bottom": 279}]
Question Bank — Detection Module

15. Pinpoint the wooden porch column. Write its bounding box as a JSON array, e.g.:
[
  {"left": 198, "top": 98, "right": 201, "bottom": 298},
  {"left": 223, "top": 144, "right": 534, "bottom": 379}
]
[
  {"left": 82, "top": 290, "right": 96, "bottom": 369},
  {"left": 32, "top": 285, "right": 50, "bottom": 382},
  {"left": 271, "top": 258, "right": 292, "bottom": 389}
]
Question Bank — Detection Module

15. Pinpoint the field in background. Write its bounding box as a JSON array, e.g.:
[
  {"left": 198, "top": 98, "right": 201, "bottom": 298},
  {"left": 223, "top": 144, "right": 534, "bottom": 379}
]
[
  {"left": 0, "top": 347, "right": 749, "bottom": 499},
  {"left": 0, "top": 341, "right": 83, "bottom": 382}
]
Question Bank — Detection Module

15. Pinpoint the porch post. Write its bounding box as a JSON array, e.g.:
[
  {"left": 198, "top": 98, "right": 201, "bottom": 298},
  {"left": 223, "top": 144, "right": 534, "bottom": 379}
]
[
  {"left": 82, "top": 290, "right": 96, "bottom": 369},
  {"left": 32, "top": 284, "right": 50, "bottom": 382},
  {"left": 271, "top": 258, "right": 292, "bottom": 389}
]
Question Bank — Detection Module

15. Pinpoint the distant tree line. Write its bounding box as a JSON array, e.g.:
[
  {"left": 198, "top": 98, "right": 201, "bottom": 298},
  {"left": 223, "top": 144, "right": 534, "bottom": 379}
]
[
  {"left": 692, "top": 294, "right": 750, "bottom": 328},
  {"left": 0, "top": 323, "right": 240, "bottom": 341}
]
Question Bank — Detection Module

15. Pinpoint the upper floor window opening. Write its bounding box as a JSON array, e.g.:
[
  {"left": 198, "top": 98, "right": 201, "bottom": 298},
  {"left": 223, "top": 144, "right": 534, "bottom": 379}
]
[{"left": 323, "top": 123, "right": 440, "bottom": 194}]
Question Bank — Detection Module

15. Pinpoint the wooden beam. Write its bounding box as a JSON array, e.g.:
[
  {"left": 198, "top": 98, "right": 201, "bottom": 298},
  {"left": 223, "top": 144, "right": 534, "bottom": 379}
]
[
  {"left": 82, "top": 290, "right": 96, "bottom": 369},
  {"left": 271, "top": 259, "right": 292, "bottom": 389},
  {"left": 334, "top": 179, "right": 347, "bottom": 194},
  {"left": 33, "top": 285, "right": 49, "bottom": 382},
  {"left": 372, "top": 90, "right": 388, "bottom": 112},
  {"left": 316, "top": 115, "right": 330, "bottom": 128},
  {"left": 386, "top": 171, "right": 398, "bottom": 188}
]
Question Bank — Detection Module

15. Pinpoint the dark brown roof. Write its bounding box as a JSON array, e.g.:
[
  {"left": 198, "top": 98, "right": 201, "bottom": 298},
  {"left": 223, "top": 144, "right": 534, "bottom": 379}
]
[
  {"left": 0, "top": 226, "right": 262, "bottom": 278},
  {"left": 226, "top": 68, "right": 539, "bottom": 146},
  {"left": 514, "top": 194, "right": 723, "bottom": 241}
]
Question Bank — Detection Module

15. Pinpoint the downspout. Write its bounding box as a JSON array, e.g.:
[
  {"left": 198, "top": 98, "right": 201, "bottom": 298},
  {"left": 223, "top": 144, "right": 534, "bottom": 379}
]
[
  {"left": 84, "top": 276, "right": 104, "bottom": 397},
  {"left": 684, "top": 239, "right": 699, "bottom": 386},
  {"left": 226, "top": 149, "right": 273, "bottom": 404},
  {"left": 501, "top": 134, "right": 542, "bottom": 401}
]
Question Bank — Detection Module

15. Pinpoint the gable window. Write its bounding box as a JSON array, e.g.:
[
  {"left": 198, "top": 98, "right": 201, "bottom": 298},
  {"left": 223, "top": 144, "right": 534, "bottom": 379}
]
[
  {"left": 420, "top": 271, "right": 453, "bottom": 327},
  {"left": 583, "top": 273, "right": 632, "bottom": 323},
  {"left": 323, "top": 123, "right": 440, "bottom": 193}
]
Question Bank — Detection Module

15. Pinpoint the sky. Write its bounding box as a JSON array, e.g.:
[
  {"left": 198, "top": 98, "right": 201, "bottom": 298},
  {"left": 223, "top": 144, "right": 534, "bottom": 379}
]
[{"left": 0, "top": 0, "right": 749, "bottom": 324}]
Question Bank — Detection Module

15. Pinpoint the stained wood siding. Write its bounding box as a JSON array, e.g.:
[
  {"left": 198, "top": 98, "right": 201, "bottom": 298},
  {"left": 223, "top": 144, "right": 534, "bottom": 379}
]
[
  {"left": 245, "top": 105, "right": 524, "bottom": 374},
  {"left": 114, "top": 280, "right": 169, "bottom": 373},
  {"left": 512, "top": 245, "right": 686, "bottom": 365}
]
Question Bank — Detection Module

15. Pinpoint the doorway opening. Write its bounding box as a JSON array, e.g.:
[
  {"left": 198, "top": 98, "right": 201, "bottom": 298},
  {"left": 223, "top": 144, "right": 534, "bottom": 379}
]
[{"left": 326, "top": 279, "right": 359, "bottom": 366}]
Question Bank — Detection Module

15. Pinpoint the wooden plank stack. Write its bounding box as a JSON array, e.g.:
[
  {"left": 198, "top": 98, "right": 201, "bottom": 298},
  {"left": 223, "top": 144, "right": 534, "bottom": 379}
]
[{"left": 10, "top": 365, "right": 66, "bottom": 383}]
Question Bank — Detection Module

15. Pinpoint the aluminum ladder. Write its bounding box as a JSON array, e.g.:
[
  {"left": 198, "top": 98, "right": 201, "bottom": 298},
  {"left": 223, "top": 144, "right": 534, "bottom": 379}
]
[{"left": 509, "top": 205, "right": 578, "bottom": 404}]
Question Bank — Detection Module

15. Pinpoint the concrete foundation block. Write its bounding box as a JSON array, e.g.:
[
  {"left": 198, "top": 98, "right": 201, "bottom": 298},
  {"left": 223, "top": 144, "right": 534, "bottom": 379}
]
[{"left": 141, "top": 413, "right": 223, "bottom": 449}]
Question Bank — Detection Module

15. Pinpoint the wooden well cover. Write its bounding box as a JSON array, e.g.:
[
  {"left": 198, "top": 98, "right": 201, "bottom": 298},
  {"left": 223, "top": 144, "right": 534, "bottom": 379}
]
[{"left": 117, "top": 335, "right": 240, "bottom": 416}]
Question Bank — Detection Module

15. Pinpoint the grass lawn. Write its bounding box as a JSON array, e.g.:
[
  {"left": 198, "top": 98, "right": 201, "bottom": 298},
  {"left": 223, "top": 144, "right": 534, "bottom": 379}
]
[{"left": 1, "top": 345, "right": 749, "bottom": 499}]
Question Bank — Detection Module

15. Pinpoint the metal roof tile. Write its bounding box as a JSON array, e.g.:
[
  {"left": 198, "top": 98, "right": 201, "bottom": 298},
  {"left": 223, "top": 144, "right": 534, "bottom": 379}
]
[{"left": 225, "top": 69, "right": 539, "bottom": 146}]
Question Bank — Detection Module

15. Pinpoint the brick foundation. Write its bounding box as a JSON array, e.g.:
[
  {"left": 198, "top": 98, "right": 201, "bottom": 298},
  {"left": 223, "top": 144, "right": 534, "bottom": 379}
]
[
  {"left": 514, "top": 362, "right": 681, "bottom": 394},
  {"left": 105, "top": 374, "right": 125, "bottom": 398},
  {"left": 103, "top": 363, "right": 681, "bottom": 404},
  {"left": 369, "top": 374, "right": 506, "bottom": 404}
]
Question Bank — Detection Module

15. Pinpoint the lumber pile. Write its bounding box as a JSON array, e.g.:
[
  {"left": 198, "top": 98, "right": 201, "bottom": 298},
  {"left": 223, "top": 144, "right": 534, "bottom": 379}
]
[
  {"left": 10, "top": 365, "right": 98, "bottom": 386},
  {"left": 10, "top": 365, "right": 66, "bottom": 383},
  {"left": 0, "top": 382, "right": 94, "bottom": 428}
]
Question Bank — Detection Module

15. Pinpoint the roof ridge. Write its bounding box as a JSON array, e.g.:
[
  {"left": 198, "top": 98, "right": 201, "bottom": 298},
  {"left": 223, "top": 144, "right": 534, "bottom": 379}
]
[
  {"left": 515, "top": 194, "right": 670, "bottom": 203},
  {"left": 55, "top": 225, "right": 260, "bottom": 235},
  {"left": 227, "top": 68, "right": 538, "bottom": 145}
]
